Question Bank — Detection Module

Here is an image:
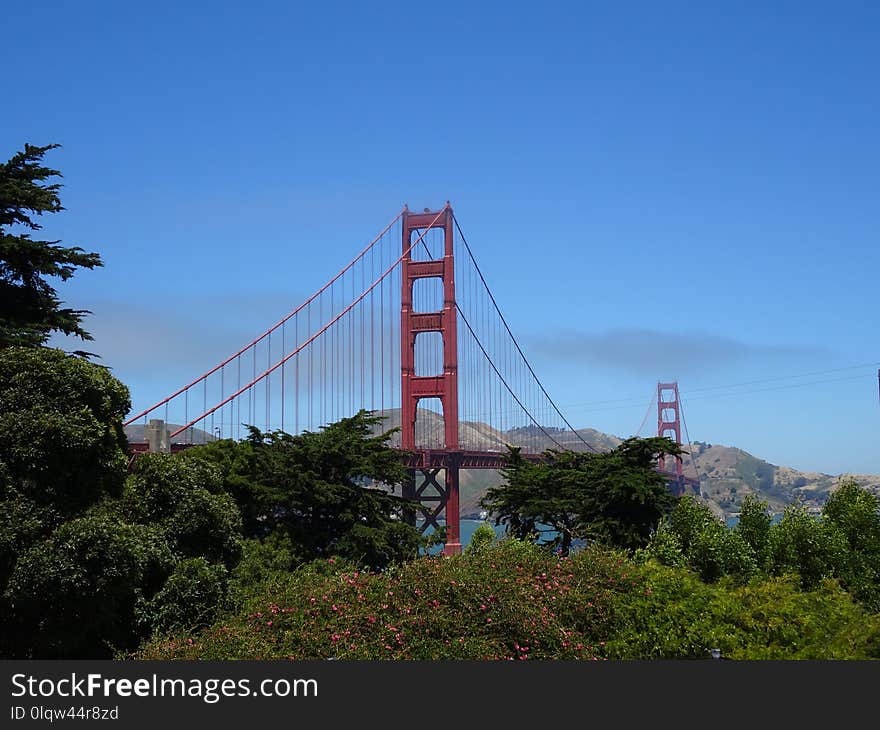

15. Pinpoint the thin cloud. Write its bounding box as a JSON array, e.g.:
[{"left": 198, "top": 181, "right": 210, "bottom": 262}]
[
  {"left": 530, "top": 327, "right": 825, "bottom": 377},
  {"left": 49, "top": 292, "right": 305, "bottom": 381}
]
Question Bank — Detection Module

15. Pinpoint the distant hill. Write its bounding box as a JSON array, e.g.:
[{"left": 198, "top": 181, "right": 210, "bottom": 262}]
[
  {"left": 125, "top": 411, "right": 880, "bottom": 522},
  {"left": 683, "top": 440, "right": 880, "bottom": 520}
]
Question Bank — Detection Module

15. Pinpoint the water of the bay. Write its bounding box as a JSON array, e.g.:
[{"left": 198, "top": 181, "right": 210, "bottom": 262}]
[{"left": 422, "top": 519, "right": 557, "bottom": 554}]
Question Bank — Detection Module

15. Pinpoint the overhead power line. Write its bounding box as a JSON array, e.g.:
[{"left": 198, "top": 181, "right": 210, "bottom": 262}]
[{"left": 561, "top": 363, "right": 880, "bottom": 414}]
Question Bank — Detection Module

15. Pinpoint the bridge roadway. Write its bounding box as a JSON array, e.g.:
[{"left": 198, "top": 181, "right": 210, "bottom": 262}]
[
  {"left": 406, "top": 449, "right": 700, "bottom": 495},
  {"left": 128, "top": 443, "right": 700, "bottom": 494}
]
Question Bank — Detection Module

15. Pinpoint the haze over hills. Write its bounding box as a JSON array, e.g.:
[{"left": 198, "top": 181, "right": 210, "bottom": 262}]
[{"left": 124, "top": 409, "right": 880, "bottom": 522}]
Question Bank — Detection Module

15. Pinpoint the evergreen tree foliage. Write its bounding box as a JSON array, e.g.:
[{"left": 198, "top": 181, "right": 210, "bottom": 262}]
[
  {"left": 0, "top": 143, "right": 101, "bottom": 349},
  {"left": 481, "top": 437, "right": 682, "bottom": 554},
  {"left": 189, "top": 411, "right": 427, "bottom": 569}
]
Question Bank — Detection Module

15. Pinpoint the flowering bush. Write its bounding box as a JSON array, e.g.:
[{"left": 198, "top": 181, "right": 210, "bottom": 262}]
[
  {"left": 138, "top": 539, "right": 625, "bottom": 660},
  {"left": 138, "top": 538, "right": 880, "bottom": 660}
]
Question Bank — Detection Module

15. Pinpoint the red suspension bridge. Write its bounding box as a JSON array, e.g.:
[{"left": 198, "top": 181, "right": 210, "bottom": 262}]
[{"left": 126, "top": 203, "right": 698, "bottom": 554}]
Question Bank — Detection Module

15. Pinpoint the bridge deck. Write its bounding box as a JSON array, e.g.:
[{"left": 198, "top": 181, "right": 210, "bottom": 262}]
[{"left": 127, "top": 443, "right": 698, "bottom": 492}]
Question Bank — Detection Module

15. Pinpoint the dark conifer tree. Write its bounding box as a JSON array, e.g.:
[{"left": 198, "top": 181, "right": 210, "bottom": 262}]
[{"left": 0, "top": 143, "right": 102, "bottom": 350}]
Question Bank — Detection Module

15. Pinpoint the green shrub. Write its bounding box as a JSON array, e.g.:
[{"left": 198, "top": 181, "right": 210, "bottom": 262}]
[
  {"left": 689, "top": 525, "right": 757, "bottom": 583},
  {"left": 122, "top": 453, "right": 242, "bottom": 568},
  {"left": 735, "top": 494, "right": 772, "bottom": 568},
  {"left": 3, "top": 516, "right": 172, "bottom": 658},
  {"left": 716, "top": 576, "right": 880, "bottom": 659},
  {"left": 144, "top": 558, "right": 229, "bottom": 634},
  {"left": 665, "top": 495, "right": 717, "bottom": 552},
  {"left": 465, "top": 523, "right": 497, "bottom": 554},
  {"left": 599, "top": 560, "right": 880, "bottom": 660},
  {"left": 0, "top": 347, "right": 130, "bottom": 592},
  {"left": 648, "top": 496, "right": 757, "bottom": 583},
  {"left": 602, "top": 561, "right": 723, "bottom": 659},
  {"left": 229, "top": 534, "right": 305, "bottom": 601},
  {"left": 636, "top": 523, "right": 685, "bottom": 567},
  {"left": 138, "top": 539, "right": 622, "bottom": 660},
  {"left": 137, "top": 540, "right": 880, "bottom": 661},
  {"left": 767, "top": 503, "right": 848, "bottom": 590}
]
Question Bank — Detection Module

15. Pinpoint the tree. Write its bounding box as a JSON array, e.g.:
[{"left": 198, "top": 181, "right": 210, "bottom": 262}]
[
  {"left": 646, "top": 483, "right": 880, "bottom": 599},
  {"left": 0, "top": 347, "right": 245, "bottom": 657},
  {"left": 0, "top": 346, "right": 130, "bottom": 594},
  {"left": 3, "top": 516, "right": 173, "bottom": 658},
  {"left": 190, "top": 411, "right": 427, "bottom": 570},
  {"left": 767, "top": 502, "right": 848, "bottom": 591},
  {"left": 120, "top": 453, "right": 243, "bottom": 569},
  {"left": 144, "top": 557, "right": 230, "bottom": 635},
  {"left": 0, "top": 143, "right": 102, "bottom": 349},
  {"left": 735, "top": 494, "right": 772, "bottom": 568},
  {"left": 481, "top": 437, "right": 682, "bottom": 555},
  {"left": 819, "top": 479, "right": 880, "bottom": 611},
  {"left": 651, "top": 495, "right": 758, "bottom": 582}
]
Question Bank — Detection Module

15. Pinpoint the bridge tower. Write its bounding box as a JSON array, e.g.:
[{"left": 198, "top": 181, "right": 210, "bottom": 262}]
[
  {"left": 657, "top": 381, "right": 686, "bottom": 496},
  {"left": 400, "top": 203, "right": 462, "bottom": 554}
]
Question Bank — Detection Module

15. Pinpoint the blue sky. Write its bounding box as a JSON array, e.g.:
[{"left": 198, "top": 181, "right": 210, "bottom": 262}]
[{"left": 3, "top": 1, "right": 878, "bottom": 474}]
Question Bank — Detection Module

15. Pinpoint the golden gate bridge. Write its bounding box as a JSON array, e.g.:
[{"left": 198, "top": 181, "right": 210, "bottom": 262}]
[{"left": 126, "top": 203, "right": 699, "bottom": 553}]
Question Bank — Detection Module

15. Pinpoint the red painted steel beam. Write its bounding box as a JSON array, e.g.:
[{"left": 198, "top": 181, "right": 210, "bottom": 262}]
[
  {"left": 407, "top": 261, "right": 445, "bottom": 278},
  {"left": 410, "top": 313, "right": 443, "bottom": 332},
  {"left": 400, "top": 203, "right": 462, "bottom": 554},
  {"left": 657, "top": 381, "right": 688, "bottom": 495}
]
